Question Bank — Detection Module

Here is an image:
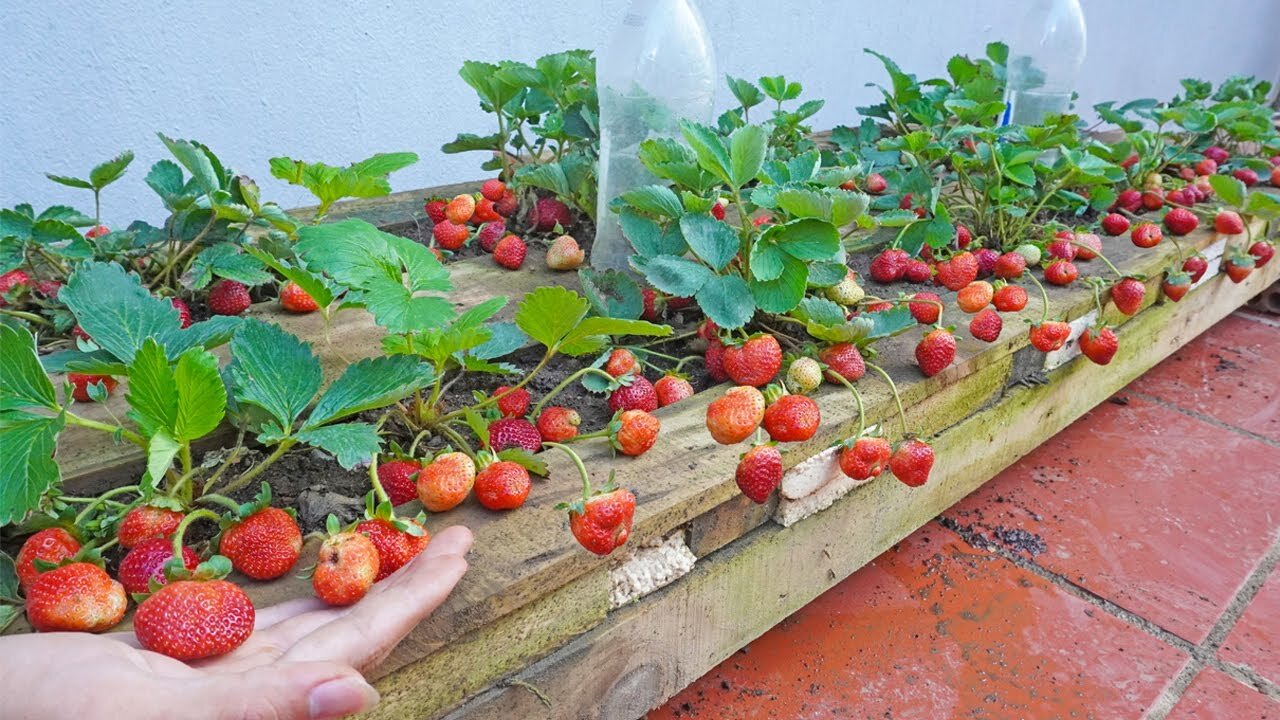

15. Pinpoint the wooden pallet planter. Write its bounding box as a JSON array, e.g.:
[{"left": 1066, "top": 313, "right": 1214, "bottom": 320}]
[{"left": 24, "top": 185, "right": 1278, "bottom": 720}]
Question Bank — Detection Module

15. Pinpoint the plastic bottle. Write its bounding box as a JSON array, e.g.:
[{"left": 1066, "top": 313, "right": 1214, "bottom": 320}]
[
  {"left": 593, "top": 0, "right": 717, "bottom": 271},
  {"left": 1002, "top": 0, "right": 1087, "bottom": 126}
]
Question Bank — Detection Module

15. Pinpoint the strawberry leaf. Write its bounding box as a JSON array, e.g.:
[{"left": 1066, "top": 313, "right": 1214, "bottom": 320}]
[
  {"left": 0, "top": 324, "right": 58, "bottom": 412},
  {"left": 515, "top": 286, "right": 591, "bottom": 351},
  {"left": 89, "top": 151, "right": 135, "bottom": 190},
  {"left": 158, "top": 133, "right": 220, "bottom": 195},
  {"left": 497, "top": 448, "right": 549, "bottom": 477},
  {"left": 295, "top": 423, "right": 381, "bottom": 470},
  {"left": 579, "top": 268, "right": 643, "bottom": 320},
  {"left": 680, "top": 213, "right": 739, "bottom": 271},
  {"left": 244, "top": 246, "right": 336, "bottom": 309},
  {"left": 0, "top": 551, "right": 18, "bottom": 603},
  {"left": 728, "top": 124, "right": 768, "bottom": 189},
  {"left": 229, "top": 319, "right": 322, "bottom": 436},
  {"left": 696, "top": 274, "right": 755, "bottom": 330},
  {"left": 1208, "top": 174, "right": 1247, "bottom": 208},
  {"left": 306, "top": 356, "right": 434, "bottom": 428},
  {"left": 0, "top": 410, "right": 64, "bottom": 526}
]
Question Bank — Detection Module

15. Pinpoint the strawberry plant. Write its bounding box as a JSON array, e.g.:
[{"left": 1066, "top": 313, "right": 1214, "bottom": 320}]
[
  {"left": 720, "top": 74, "right": 825, "bottom": 158},
  {"left": 269, "top": 151, "right": 419, "bottom": 223}
]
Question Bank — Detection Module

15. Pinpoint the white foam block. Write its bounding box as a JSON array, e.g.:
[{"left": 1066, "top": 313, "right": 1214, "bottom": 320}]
[
  {"left": 1042, "top": 309, "right": 1097, "bottom": 372},
  {"left": 608, "top": 532, "right": 697, "bottom": 609}
]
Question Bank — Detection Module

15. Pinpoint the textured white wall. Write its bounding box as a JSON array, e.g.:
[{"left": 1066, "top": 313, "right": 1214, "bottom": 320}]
[{"left": 3, "top": 0, "right": 1279, "bottom": 225}]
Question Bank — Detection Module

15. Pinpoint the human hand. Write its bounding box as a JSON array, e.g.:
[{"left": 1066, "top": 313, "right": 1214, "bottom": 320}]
[{"left": 1, "top": 524, "right": 472, "bottom": 720}]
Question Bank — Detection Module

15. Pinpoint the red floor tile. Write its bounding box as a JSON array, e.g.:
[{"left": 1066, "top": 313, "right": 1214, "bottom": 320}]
[
  {"left": 1219, "top": 565, "right": 1280, "bottom": 685},
  {"left": 647, "top": 523, "right": 1187, "bottom": 720},
  {"left": 1164, "top": 666, "right": 1280, "bottom": 720},
  {"left": 1128, "top": 313, "right": 1280, "bottom": 442},
  {"left": 943, "top": 395, "right": 1280, "bottom": 644}
]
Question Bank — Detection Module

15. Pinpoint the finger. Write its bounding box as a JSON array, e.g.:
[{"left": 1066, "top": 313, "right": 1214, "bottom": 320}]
[
  {"left": 254, "top": 596, "right": 330, "bottom": 630},
  {"left": 281, "top": 549, "right": 469, "bottom": 670},
  {"left": 158, "top": 661, "right": 380, "bottom": 720}
]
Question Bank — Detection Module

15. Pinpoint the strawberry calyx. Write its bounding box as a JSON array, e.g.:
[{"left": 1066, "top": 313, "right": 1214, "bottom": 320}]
[{"left": 362, "top": 492, "right": 429, "bottom": 538}]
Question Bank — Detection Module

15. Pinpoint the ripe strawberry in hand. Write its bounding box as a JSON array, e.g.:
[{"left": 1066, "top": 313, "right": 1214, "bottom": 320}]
[
  {"left": 118, "top": 537, "right": 199, "bottom": 594},
  {"left": 418, "top": 451, "right": 477, "bottom": 512},
  {"left": 312, "top": 522, "right": 380, "bottom": 607},
  {"left": 537, "top": 406, "right": 581, "bottom": 442},
  {"left": 1029, "top": 321, "right": 1072, "bottom": 353},
  {"left": 1079, "top": 326, "right": 1119, "bottom": 366},
  {"left": 26, "top": 562, "right": 127, "bottom": 633},
  {"left": 357, "top": 516, "right": 430, "bottom": 581},
  {"left": 839, "top": 436, "right": 892, "bottom": 481},
  {"left": 475, "top": 461, "right": 532, "bottom": 510},
  {"left": 218, "top": 485, "right": 303, "bottom": 581},
  {"left": 819, "top": 343, "right": 866, "bottom": 383},
  {"left": 279, "top": 281, "right": 319, "bottom": 313},
  {"left": 762, "top": 393, "right": 821, "bottom": 443},
  {"left": 723, "top": 334, "right": 782, "bottom": 387},
  {"left": 889, "top": 439, "right": 934, "bottom": 488},
  {"left": 706, "top": 386, "right": 766, "bottom": 445},
  {"left": 377, "top": 458, "right": 423, "bottom": 506},
  {"left": 15, "top": 528, "right": 81, "bottom": 592},
  {"left": 915, "top": 328, "right": 956, "bottom": 377},
  {"left": 654, "top": 374, "right": 695, "bottom": 407},
  {"left": 609, "top": 374, "right": 659, "bottom": 413},
  {"left": 68, "top": 373, "right": 118, "bottom": 403},
  {"left": 208, "top": 279, "right": 251, "bottom": 316},
  {"left": 493, "top": 385, "right": 531, "bottom": 418},
  {"left": 118, "top": 503, "right": 184, "bottom": 549},
  {"left": 735, "top": 444, "right": 783, "bottom": 503}
]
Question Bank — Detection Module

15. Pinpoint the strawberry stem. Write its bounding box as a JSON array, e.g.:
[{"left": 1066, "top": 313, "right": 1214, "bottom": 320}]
[
  {"left": 198, "top": 494, "right": 243, "bottom": 513},
  {"left": 71, "top": 484, "right": 140, "bottom": 525},
  {"left": 1025, "top": 272, "right": 1052, "bottom": 325},
  {"left": 829, "top": 373, "right": 867, "bottom": 437},
  {"left": 544, "top": 442, "right": 592, "bottom": 501},
  {"left": 1071, "top": 242, "right": 1124, "bottom": 278},
  {"left": 367, "top": 457, "right": 392, "bottom": 506},
  {"left": 865, "top": 362, "right": 909, "bottom": 438},
  {"left": 171, "top": 508, "right": 222, "bottom": 562},
  {"left": 531, "top": 366, "right": 616, "bottom": 418}
]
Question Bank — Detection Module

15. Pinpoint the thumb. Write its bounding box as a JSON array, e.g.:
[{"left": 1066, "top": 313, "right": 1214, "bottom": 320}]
[{"left": 176, "top": 661, "right": 380, "bottom": 720}]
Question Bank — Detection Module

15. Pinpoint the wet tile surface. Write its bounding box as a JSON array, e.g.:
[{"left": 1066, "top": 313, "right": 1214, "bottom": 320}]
[
  {"left": 647, "top": 523, "right": 1187, "bottom": 720},
  {"left": 1219, "top": 564, "right": 1280, "bottom": 685},
  {"left": 1163, "top": 666, "right": 1280, "bottom": 720},
  {"left": 941, "top": 394, "right": 1280, "bottom": 644},
  {"left": 1129, "top": 313, "right": 1280, "bottom": 442}
]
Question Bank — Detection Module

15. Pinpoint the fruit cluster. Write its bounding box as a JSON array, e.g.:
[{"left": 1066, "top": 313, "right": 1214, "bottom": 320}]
[{"left": 425, "top": 182, "right": 583, "bottom": 273}]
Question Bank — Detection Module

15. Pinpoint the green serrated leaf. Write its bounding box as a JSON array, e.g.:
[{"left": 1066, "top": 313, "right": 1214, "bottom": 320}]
[
  {"left": 680, "top": 213, "right": 740, "bottom": 271},
  {"left": 632, "top": 255, "right": 712, "bottom": 297},
  {"left": 1208, "top": 174, "right": 1247, "bottom": 208},
  {"left": 0, "top": 411, "right": 64, "bottom": 525},
  {"left": 295, "top": 423, "right": 381, "bottom": 469},
  {"left": 158, "top": 133, "right": 219, "bottom": 195},
  {"left": 89, "top": 150, "right": 135, "bottom": 190},
  {"left": 749, "top": 254, "right": 808, "bottom": 313},
  {"left": 579, "top": 268, "right": 644, "bottom": 320},
  {"left": 515, "top": 286, "right": 591, "bottom": 351},
  {"left": 696, "top": 274, "right": 755, "bottom": 329},
  {"left": 619, "top": 185, "right": 684, "bottom": 219},
  {"left": 0, "top": 325, "right": 58, "bottom": 412},
  {"left": 61, "top": 262, "right": 183, "bottom": 364},
  {"left": 308, "top": 356, "right": 433, "bottom": 428},
  {"left": 728, "top": 125, "right": 768, "bottom": 188},
  {"left": 770, "top": 218, "right": 841, "bottom": 261},
  {"left": 230, "top": 319, "right": 322, "bottom": 434}
]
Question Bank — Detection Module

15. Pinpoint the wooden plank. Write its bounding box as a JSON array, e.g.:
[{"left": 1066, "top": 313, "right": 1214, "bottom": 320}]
[{"left": 441, "top": 248, "right": 1280, "bottom": 720}]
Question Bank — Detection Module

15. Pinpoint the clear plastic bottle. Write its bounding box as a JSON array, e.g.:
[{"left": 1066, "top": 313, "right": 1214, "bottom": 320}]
[
  {"left": 1002, "top": 0, "right": 1087, "bottom": 126},
  {"left": 593, "top": 0, "right": 717, "bottom": 271}
]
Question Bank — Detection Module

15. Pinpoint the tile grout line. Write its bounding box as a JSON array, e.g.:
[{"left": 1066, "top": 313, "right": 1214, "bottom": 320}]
[
  {"left": 1124, "top": 390, "right": 1280, "bottom": 451},
  {"left": 934, "top": 518, "right": 1280, "bottom": 715}
]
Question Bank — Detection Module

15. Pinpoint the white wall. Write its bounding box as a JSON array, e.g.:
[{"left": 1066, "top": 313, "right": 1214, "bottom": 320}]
[{"left": 3, "top": 0, "right": 1279, "bottom": 225}]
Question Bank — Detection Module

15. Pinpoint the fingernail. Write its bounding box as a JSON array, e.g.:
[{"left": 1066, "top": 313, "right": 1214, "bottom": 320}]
[{"left": 308, "top": 676, "right": 381, "bottom": 719}]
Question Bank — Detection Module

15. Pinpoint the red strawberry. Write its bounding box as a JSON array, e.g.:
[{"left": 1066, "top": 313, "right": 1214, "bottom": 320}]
[
  {"left": 956, "top": 281, "right": 994, "bottom": 313},
  {"left": 992, "top": 283, "right": 1028, "bottom": 312},
  {"left": 864, "top": 301, "right": 893, "bottom": 313},
  {"left": 969, "top": 308, "right": 1002, "bottom": 343},
  {"left": 1079, "top": 326, "right": 1119, "bottom": 366},
  {"left": 903, "top": 259, "right": 932, "bottom": 284},
  {"left": 1183, "top": 255, "right": 1209, "bottom": 283},
  {"left": 1131, "top": 223, "right": 1163, "bottom": 249},
  {"left": 546, "top": 234, "right": 585, "bottom": 270},
  {"left": 604, "top": 348, "right": 638, "bottom": 378},
  {"left": 1074, "top": 233, "right": 1103, "bottom": 261},
  {"left": 864, "top": 173, "right": 888, "bottom": 194},
  {"left": 495, "top": 189, "right": 519, "bottom": 218},
  {"left": 418, "top": 451, "right": 477, "bottom": 512},
  {"left": 493, "top": 385, "right": 531, "bottom": 418},
  {"left": 994, "top": 252, "right": 1027, "bottom": 280},
  {"left": 889, "top": 439, "right": 934, "bottom": 487},
  {"left": 26, "top": 562, "right": 127, "bottom": 633},
  {"left": 445, "top": 194, "right": 476, "bottom": 224},
  {"left": 839, "top": 436, "right": 892, "bottom": 481},
  {"left": 1164, "top": 207, "right": 1199, "bottom": 236},
  {"left": 433, "top": 220, "right": 470, "bottom": 251},
  {"left": 613, "top": 409, "right": 661, "bottom": 457},
  {"left": 1047, "top": 234, "right": 1078, "bottom": 261},
  {"left": 568, "top": 488, "right": 635, "bottom": 556},
  {"left": 376, "top": 459, "right": 422, "bottom": 506},
  {"left": 1044, "top": 259, "right": 1078, "bottom": 286},
  {"left": 936, "top": 252, "right": 978, "bottom": 291},
  {"left": 1225, "top": 251, "right": 1255, "bottom": 283},
  {"left": 762, "top": 394, "right": 820, "bottom": 443},
  {"left": 474, "top": 462, "right": 532, "bottom": 511},
  {"left": 163, "top": 298, "right": 192, "bottom": 329},
  {"left": 722, "top": 334, "right": 782, "bottom": 387},
  {"left": 15, "top": 528, "right": 80, "bottom": 592},
  {"left": 208, "top": 279, "right": 251, "bottom": 316},
  {"left": 641, "top": 288, "right": 663, "bottom": 321},
  {"left": 118, "top": 505, "right": 183, "bottom": 549},
  {"left": 1162, "top": 270, "right": 1192, "bottom": 302},
  {"left": 279, "top": 281, "right": 318, "bottom": 313},
  {"left": 312, "top": 531, "right": 379, "bottom": 607},
  {"left": 0, "top": 269, "right": 30, "bottom": 304},
  {"left": 915, "top": 328, "right": 956, "bottom": 377},
  {"left": 357, "top": 518, "right": 430, "bottom": 581},
  {"left": 1165, "top": 188, "right": 1189, "bottom": 206},
  {"left": 706, "top": 386, "right": 766, "bottom": 445},
  {"left": 85, "top": 224, "right": 110, "bottom": 239},
  {"left": 955, "top": 224, "right": 973, "bottom": 249},
  {"left": 1141, "top": 190, "right": 1165, "bottom": 211},
  {"left": 973, "top": 248, "right": 999, "bottom": 278},
  {"left": 68, "top": 373, "right": 118, "bottom": 403},
  {"left": 494, "top": 234, "right": 527, "bottom": 270},
  {"left": 530, "top": 197, "right": 573, "bottom": 232},
  {"left": 1029, "top": 321, "right": 1072, "bottom": 352},
  {"left": 1233, "top": 167, "right": 1259, "bottom": 186},
  {"left": 1114, "top": 189, "right": 1142, "bottom": 213},
  {"left": 118, "top": 538, "right": 199, "bottom": 594},
  {"left": 537, "top": 406, "right": 581, "bottom": 442},
  {"left": 697, "top": 319, "right": 720, "bottom": 341},
  {"left": 480, "top": 179, "right": 506, "bottom": 202},
  {"left": 1249, "top": 241, "right": 1275, "bottom": 267},
  {"left": 609, "top": 375, "right": 659, "bottom": 413},
  {"left": 34, "top": 279, "right": 62, "bottom": 299},
  {"left": 705, "top": 341, "right": 729, "bottom": 382},
  {"left": 654, "top": 374, "right": 695, "bottom": 407},
  {"left": 474, "top": 197, "right": 502, "bottom": 223},
  {"left": 819, "top": 343, "right": 866, "bottom": 383},
  {"left": 1271, "top": 167, "right": 1280, "bottom": 188},
  {"left": 909, "top": 292, "right": 942, "bottom": 325},
  {"left": 870, "top": 248, "right": 910, "bottom": 283},
  {"left": 1195, "top": 158, "right": 1218, "bottom": 176},
  {"left": 477, "top": 221, "right": 506, "bottom": 253},
  {"left": 424, "top": 198, "right": 448, "bottom": 223},
  {"left": 220, "top": 506, "right": 303, "bottom": 581},
  {"left": 488, "top": 418, "right": 543, "bottom": 453},
  {"left": 1214, "top": 210, "right": 1245, "bottom": 235},
  {"left": 1120, "top": 153, "right": 1140, "bottom": 169},
  {"left": 1101, "top": 213, "right": 1130, "bottom": 236},
  {"left": 710, "top": 200, "right": 727, "bottom": 221},
  {"left": 1203, "top": 146, "right": 1230, "bottom": 164},
  {"left": 735, "top": 444, "right": 783, "bottom": 503},
  {"left": 1110, "top": 278, "right": 1146, "bottom": 316}
]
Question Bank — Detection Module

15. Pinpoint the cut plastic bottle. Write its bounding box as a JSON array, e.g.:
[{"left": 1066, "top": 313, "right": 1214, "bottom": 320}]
[
  {"left": 1002, "top": 0, "right": 1087, "bottom": 126},
  {"left": 593, "top": 0, "right": 717, "bottom": 271}
]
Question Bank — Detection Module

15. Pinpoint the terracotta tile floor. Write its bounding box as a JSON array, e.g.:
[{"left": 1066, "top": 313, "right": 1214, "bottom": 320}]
[{"left": 650, "top": 311, "right": 1280, "bottom": 720}]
